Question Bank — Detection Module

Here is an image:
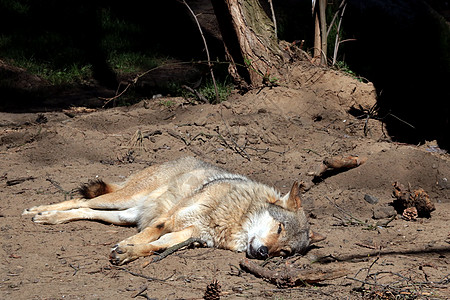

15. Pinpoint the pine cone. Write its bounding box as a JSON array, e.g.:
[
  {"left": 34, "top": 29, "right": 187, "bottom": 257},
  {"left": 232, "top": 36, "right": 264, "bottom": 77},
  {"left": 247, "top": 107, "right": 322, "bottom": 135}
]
[
  {"left": 392, "top": 182, "right": 435, "bottom": 218},
  {"left": 402, "top": 207, "right": 418, "bottom": 221},
  {"left": 203, "top": 280, "right": 221, "bottom": 300}
]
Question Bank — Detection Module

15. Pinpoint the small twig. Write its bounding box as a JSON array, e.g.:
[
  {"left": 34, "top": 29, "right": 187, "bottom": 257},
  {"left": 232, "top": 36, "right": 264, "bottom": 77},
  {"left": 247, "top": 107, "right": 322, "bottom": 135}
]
[
  {"left": 332, "top": 1, "right": 347, "bottom": 66},
  {"left": 302, "top": 148, "right": 321, "bottom": 156},
  {"left": 181, "top": 85, "right": 208, "bottom": 103},
  {"left": 365, "top": 256, "right": 380, "bottom": 281},
  {"left": 46, "top": 177, "right": 77, "bottom": 200},
  {"left": 328, "top": 197, "right": 395, "bottom": 230},
  {"left": 132, "top": 286, "right": 148, "bottom": 299},
  {"left": 142, "top": 130, "right": 163, "bottom": 139},
  {"left": 374, "top": 214, "right": 396, "bottom": 228},
  {"left": 218, "top": 109, "right": 251, "bottom": 161},
  {"left": 268, "top": 0, "right": 277, "bottom": 37},
  {"left": 244, "top": 146, "right": 288, "bottom": 155},
  {"left": 69, "top": 263, "right": 80, "bottom": 276},
  {"left": 141, "top": 237, "right": 206, "bottom": 268},
  {"left": 100, "top": 81, "right": 132, "bottom": 107},
  {"left": 114, "top": 266, "right": 174, "bottom": 282},
  {"left": 328, "top": 197, "right": 366, "bottom": 226},
  {"left": 387, "top": 112, "right": 416, "bottom": 129},
  {"left": 327, "top": 0, "right": 346, "bottom": 37},
  {"left": 167, "top": 129, "right": 189, "bottom": 146},
  {"left": 355, "top": 243, "right": 377, "bottom": 250},
  {"left": 6, "top": 176, "right": 35, "bottom": 186}
]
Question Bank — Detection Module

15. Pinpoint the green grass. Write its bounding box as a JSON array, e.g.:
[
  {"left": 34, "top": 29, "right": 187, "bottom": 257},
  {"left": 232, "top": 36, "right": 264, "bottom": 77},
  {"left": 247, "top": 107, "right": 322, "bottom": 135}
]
[
  {"left": 0, "top": 3, "right": 167, "bottom": 85},
  {"left": 198, "top": 78, "right": 233, "bottom": 103},
  {"left": 0, "top": 1, "right": 235, "bottom": 105},
  {"left": 107, "top": 51, "right": 162, "bottom": 74},
  {"left": 334, "top": 61, "right": 367, "bottom": 82}
]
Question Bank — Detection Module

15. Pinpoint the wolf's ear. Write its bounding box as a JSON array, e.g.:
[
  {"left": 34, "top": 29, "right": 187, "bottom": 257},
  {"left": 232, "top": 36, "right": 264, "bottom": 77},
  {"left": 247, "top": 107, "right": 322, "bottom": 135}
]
[
  {"left": 274, "top": 181, "right": 302, "bottom": 211},
  {"left": 309, "top": 230, "right": 326, "bottom": 243}
]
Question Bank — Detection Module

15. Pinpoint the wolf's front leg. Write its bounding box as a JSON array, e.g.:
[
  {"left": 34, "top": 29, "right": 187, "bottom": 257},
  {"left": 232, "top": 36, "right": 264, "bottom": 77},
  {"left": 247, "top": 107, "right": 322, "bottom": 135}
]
[{"left": 110, "top": 226, "right": 195, "bottom": 265}]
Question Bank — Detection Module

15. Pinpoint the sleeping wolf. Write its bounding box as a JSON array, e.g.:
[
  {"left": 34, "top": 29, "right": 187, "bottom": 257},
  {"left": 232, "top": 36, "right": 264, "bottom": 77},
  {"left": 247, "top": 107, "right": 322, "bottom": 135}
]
[{"left": 23, "top": 157, "right": 324, "bottom": 265}]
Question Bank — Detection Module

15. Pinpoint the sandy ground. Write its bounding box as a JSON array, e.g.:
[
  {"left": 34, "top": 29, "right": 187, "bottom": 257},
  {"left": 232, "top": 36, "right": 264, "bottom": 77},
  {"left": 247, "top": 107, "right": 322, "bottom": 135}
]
[{"left": 1, "top": 62, "right": 449, "bottom": 299}]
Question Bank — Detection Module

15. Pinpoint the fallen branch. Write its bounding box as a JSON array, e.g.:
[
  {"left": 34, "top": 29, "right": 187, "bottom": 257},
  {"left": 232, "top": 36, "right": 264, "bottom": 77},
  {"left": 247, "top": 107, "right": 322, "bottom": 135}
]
[
  {"left": 141, "top": 237, "right": 206, "bottom": 268},
  {"left": 239, "top": 258, "right": 348, "bottom": 287},
  {"left": 309, "top": 155, "right": 367, "bottom": 178},
  {"left": 315, "top": 245, "right": 450, "bottom": 264}
]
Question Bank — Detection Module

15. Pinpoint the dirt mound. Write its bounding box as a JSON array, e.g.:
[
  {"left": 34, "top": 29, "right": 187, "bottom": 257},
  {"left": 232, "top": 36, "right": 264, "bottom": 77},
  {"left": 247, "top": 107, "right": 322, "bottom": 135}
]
[{"left": 1, "top": 65, "right": 449, "bottom": 299}]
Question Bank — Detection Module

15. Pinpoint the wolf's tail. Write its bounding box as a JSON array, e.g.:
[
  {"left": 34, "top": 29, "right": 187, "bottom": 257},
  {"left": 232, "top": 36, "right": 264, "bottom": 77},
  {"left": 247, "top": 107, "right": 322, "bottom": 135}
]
[{"left": 78, "top": 179, "right": 118, "bottom": 199}]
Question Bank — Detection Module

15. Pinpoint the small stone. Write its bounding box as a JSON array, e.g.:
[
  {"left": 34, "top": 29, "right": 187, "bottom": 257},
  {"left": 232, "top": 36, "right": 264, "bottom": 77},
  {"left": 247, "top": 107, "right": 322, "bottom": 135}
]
[
  {"left": 194, "top": 116, "right": 207, "bottom": 126},
  {"left": 364, "top": 194, "right": 379, "bottom": 204},
  {"left": 222, "top": 102, "right": 231, "bottom": 109},
  {"left": 437, "top": 177, "right": 449, "bottom": 189},
  {"left": 372, "top": 206, "right": 397, "bottom": 219}
]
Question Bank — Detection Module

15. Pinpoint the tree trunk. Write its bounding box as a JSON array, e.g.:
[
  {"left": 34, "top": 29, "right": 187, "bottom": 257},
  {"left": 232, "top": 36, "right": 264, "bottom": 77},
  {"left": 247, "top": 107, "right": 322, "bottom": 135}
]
[
  {"left": 212, "top": 0, "right": 287, "bottom": 87},
  {"left": 314, "top": 12, "right": 321, "bottom": 60},
  {"left": 313, "top": 0, "right": 327, "bottom": 65},
  {"left": 319, "top": 0, "right": 327, "bottom": 64}
]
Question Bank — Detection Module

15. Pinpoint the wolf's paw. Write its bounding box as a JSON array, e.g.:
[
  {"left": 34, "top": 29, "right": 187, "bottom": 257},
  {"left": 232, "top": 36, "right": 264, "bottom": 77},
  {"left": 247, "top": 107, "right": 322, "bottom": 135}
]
[
  {"left": 31, "top": 211, "right": 65, "bottom": 224},
  {"left": 110, "top": 244, "right": 137, "bottom": 265},
  {"left": 22, "top": 206, "right": 46, "bottom": 216}
]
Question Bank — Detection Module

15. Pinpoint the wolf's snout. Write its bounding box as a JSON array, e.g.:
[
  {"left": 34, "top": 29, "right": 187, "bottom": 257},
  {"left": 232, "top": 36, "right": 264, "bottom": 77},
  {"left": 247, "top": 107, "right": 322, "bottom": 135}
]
[
  {"left": 256, "top": 246, "right": 268, "bottom": 259},
  {"left": 247, "top": 239, "right": 269, "bottom": 259}
]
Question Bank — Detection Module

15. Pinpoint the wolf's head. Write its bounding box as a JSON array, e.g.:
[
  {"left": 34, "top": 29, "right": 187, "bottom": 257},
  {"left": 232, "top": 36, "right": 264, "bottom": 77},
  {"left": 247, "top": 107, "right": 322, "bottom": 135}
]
[{"left": 246, "top": 181, "right": 324, "bottom": 259}]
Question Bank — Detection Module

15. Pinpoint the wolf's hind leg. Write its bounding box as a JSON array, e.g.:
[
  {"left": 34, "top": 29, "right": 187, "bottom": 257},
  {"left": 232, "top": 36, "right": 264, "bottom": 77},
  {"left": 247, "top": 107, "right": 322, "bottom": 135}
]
[
  {"left": 110, "top": 226, "right": 195, "bottom": 265},
  {"left": 32, "top": 207, "right": 140, "bottom": 225},
  {"left": 23, "top": 184, "right": 167, "bottom": 217},
  {"left": 22, "top": 198, "right": 88, "bottom": 215}
]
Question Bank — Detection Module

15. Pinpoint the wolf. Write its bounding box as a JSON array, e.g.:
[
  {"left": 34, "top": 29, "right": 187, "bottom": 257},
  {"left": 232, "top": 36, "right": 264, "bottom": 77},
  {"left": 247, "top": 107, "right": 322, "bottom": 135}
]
[{"left": 23, "top": 157, "right": 324, "bottom": 265}]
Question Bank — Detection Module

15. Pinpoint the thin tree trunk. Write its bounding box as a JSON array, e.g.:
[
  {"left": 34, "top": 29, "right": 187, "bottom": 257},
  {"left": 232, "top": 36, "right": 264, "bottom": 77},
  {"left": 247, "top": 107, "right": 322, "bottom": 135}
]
[
  {"left": 314, "top": 11, "right": 321, "bottom": 61},
  {"left": 212, "top": 0, "right": 286, "bottom": 87},
  {"left": 319, "top": 0, "right": 327, "bottom": 64}
]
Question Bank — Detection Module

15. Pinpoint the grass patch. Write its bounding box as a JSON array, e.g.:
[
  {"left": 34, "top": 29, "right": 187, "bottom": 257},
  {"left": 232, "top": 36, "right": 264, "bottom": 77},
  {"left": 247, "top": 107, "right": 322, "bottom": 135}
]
[
  {"left": 334, "top": 61, "right": 367, "bottom": 82},
  {"left": 0, "top": 2, "right": 167, "bottom": 85},
  {"left": 108, "top": 51, "right": 162, "bottom": 74},
  {"left": 198, "top": 78, "right": 233, "bottom": 103}
]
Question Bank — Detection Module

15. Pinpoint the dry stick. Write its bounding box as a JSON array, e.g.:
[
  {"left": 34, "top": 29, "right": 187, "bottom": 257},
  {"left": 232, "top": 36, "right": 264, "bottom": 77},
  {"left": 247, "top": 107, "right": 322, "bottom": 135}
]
[
  {"left": 6, "top": 176, "right": 35, "bottom": 186},
  {"left": 239, "top": 258, "right": 348, "bottom": 287},
  {"left": 218, "top": 107, "right": 251, "bottom": 161},
  {"left": 141, "top": 237, "right": 205, "bottom": 268},
  {"left": 319, "top": 0, "right": 328, "bottom": 64},
  {"left": 181, "top": 0, "right": 219, "bottom": 104},
  {"left": 268, "top": 0, "right": 277, "bottom": 37},
  {"left": 115, "top": 266, "right": 176, "bottom": 282},
  {"left": 181, "top": 85, "right": 208, "bottom": 103},
  {"left": 348, "top": 270, "right": 444, "bottom": 297},
  {"left": 326, "top": 0, "right": 346, "bottom": 37},
  {"left": 99, "top": 61, "right": 199, "bottom": 106},
  {"left": 327, "top": 197, "right": 396, "bottom": 230},
  {"left": 131, "top": 286, "right": 148, "bottom": 299},
  {"left": 332, "top": 1, "right": 347, "bottom": 66}
]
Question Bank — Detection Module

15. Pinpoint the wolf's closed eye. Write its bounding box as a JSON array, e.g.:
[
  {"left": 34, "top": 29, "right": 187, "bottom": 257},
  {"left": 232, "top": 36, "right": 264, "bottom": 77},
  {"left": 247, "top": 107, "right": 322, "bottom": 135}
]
[{"left": 277, "top": 223, "right": 283, "bottom": 234}]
